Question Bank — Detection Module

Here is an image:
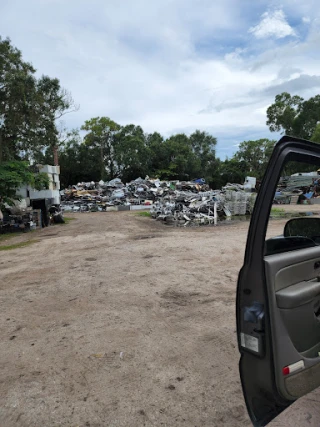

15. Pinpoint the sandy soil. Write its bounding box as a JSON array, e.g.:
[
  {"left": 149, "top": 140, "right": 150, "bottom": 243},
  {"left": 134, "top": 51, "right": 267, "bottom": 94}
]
[{"left": 0, "top": 210, "right": 320, "bottom": 427}]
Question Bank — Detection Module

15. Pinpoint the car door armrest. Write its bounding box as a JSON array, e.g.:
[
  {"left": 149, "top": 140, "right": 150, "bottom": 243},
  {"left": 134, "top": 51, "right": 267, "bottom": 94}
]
[{"left": 276, "top": 279, "right": 320, "bottom": 309}]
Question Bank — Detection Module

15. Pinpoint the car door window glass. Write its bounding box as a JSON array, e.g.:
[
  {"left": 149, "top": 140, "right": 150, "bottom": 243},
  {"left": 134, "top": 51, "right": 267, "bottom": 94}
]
[{"left": 265, "top": 160, "right": 320, "bottom": 255}]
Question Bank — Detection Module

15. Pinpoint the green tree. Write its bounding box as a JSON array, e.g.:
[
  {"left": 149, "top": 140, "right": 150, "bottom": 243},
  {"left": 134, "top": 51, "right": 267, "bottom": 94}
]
[
  {"left": 0, "top": 37, "right": 78, "bottom": 163},
  {"left": 163, "top": 133, "right": 196, "bottom": 180},
  {"left": 81, "top": 117, "right": 121, "bottom": 180},
  {"left": 311, "top": 123, "right": 320, "bottom": 143},
  {"left": 0, "top": 161, "right": 48, "bottom": 208},
  {"left": 114, "top": 125, "right": 149, "bottom": 181},
  {"left": 267, "top": 92, "right": 320, "bottom": 139},
  {"left": 33, "top": 76, "right": 79, "bottom": 163},
  {"left": 295, "top": 96, "right": 320, "bottom": 139},
  {"left": 144, "top": 130, "right": 218, "bottom": 182},
  {"left": 58, "top": 137, "right": 101, "bottom": 187},
  {"left": 219, "top": 158, "right": 247, "bottom": 186},
  {"left": 35, "top": 129, "right": 99, "bottom": 188},
  {"left": 145, "top": 132, "right": 167, "bottom": 176},
  {"left": 0, "top": 37, "right": 37, "bottom": 161},
  {"left": 189, "top": 130, "right": 218, "bottom": 184},
  {"left": 266, "top": 92, "right": 303, "bottom": 135},
  {"left": 233, "top": 139, "right": 276, "bottom": 180}
]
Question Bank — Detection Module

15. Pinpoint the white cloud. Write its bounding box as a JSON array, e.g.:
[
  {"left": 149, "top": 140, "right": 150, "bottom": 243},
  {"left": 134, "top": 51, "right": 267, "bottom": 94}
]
[
  {"left": 0, "top": 1, "right": 319, "bottom": 159},
  {"left": 224, "top": 47, "right": 247, "bottom": 62},
  {"left": 249, "top": 9, "right": 296, "bottom": 39},
  {"left": 302, "top": 16, "right": 311, "bottom": 23}
]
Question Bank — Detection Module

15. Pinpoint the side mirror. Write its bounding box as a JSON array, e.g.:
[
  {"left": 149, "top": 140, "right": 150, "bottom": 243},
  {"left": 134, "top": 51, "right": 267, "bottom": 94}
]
[{"left": 284, "top": 217, "right": 320, "bottom": 240}]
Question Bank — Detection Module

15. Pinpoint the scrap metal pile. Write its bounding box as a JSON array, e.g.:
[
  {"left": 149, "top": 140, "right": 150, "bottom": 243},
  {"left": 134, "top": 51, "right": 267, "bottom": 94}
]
[
  {"left": 60, "top": 177, "right": 209, "bottom": 212},
  {"left": 150, "top": 184, "right": 256, "bottom": 226},
  {"left": 60, "top": 177, "right": 257, "bottom": 226},
  {"left": 0, "top": 206, "right": 38, "bottom": 234},
  {"left": 275, "top": 174, "right": 319, "bottom": 204},
  {"left": 280, "top": 175, "right": 316, "bottom": 191}
]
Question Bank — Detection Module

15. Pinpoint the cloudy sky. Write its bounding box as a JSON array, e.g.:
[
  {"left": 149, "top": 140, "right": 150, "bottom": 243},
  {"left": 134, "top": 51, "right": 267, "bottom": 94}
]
[{"left": 1, "top": 0, "right": 320, "bottom": 158}]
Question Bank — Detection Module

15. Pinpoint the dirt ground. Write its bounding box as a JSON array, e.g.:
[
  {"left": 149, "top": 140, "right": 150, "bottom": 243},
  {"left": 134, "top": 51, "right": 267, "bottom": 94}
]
[{"left": 1, "top": 210, "right": 320, "bottom": 427}]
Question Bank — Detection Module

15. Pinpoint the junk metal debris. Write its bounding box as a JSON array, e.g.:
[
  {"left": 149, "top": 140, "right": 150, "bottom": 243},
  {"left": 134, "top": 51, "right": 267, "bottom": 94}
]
[
  {"left": 150, "top": 184, "right": 256, "bottom": 226},
  {"left": 0, "top": 206, "right": 40, "bottom": 234},
  {"left": 275, "top": 172, "right": 320, "bottom": 205},
  {"left": 49, "top": 205, "right": 65, "bottom": 224},
  {"left": 60, "top": 177, "right": 210, "bottom": 212},
  {"left": 60, "top": 177, "right": 257, "bottom": 226},
  {"left": 0, "top": 204, "right": 65, "bottom": 234}
]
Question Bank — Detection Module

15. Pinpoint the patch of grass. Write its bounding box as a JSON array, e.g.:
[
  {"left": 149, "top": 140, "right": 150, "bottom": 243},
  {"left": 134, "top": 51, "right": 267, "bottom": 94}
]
[
  {"left": 271, "top": 207, "right": 286, "bottom": 215},
  {"left": 136, "top": 211, "right": 151, "bottom": 217},
  {"left": 63, "top": 216, "right": 76, "bottom": 223},
  {"left": 0, "top": 232, "right": 18, "bottom": 243},
  {"left": 53, "top": 216, "right": 76, "bottom": 226},
  {"left": 269, "top": 207, "right": 305, "bottom": 220},
  {"left": 0, "top": 240, "right": 39, "bottom": 251}
]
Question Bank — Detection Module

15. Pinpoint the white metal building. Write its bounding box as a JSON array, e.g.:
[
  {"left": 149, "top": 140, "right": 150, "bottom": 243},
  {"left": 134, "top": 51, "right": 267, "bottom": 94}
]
[{"left": 18, "top": 165, "right": 61, "bottom": 206}]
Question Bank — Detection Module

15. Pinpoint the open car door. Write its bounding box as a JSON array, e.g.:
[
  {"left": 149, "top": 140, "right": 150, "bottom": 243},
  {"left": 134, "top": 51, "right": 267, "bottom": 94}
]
[{"left": 237, "top": 136, "right": 320, "bottom": 426}]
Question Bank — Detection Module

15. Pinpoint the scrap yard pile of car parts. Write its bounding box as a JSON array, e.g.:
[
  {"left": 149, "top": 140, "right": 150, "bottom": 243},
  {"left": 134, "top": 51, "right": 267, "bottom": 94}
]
[
  {"left": 60, "top": 177, "right": 204, "bottom": 212},
  {"left": 0, "top": 205, "right": 41, "bottom": 234},
  {"left": 151, "top": 183, "right": 256, "bottom": 226},
  {"left": 274, "top": 173, "right": 320, "bottom": 204},
  {"left": 61, "top": 178, "right": 257, "bottom": 226}
]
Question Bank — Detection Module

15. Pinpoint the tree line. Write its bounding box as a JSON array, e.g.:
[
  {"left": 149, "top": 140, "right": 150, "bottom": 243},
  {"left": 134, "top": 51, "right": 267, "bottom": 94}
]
[
  {"left": 1, "top": 36, "right": 320, "bottom": 205},
  {"left": 54, "top": 131, "right": 276, "bottom": 189}
]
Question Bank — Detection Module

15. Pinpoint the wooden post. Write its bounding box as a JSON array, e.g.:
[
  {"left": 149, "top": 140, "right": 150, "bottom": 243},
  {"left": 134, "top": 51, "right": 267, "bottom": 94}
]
[{"left": 53, "top": 145, "right": 59, "bottom": 166}]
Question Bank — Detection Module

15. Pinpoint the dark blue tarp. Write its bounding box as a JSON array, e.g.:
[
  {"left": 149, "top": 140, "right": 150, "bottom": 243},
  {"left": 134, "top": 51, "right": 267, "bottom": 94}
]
[{"left": 192, "top": 178, "right": 206, "bottom": 184}]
